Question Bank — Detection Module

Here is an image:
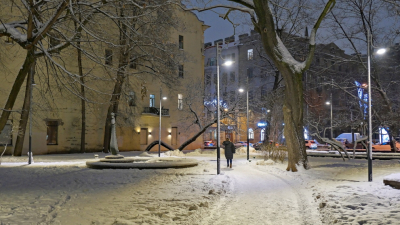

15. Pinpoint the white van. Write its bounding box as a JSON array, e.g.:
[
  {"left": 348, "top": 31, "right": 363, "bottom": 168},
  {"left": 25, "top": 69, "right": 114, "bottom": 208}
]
[{"left": 336, "top": 133, "right": 362, "bottom": 143}]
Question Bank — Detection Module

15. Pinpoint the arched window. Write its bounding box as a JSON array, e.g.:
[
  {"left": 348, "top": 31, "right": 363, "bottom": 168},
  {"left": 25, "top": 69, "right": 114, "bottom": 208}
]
[
  {"left": 248, "top": 128, "right": 254, "bottom": 139},
  {"left": 261, "top": 129, "right": 265, "bottom": 142}
]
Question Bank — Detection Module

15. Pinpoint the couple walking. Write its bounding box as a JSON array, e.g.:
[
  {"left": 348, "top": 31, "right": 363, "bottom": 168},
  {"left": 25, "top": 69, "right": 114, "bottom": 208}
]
[{"left": 223, "top": 138, "right": 235, "bottom": 168}]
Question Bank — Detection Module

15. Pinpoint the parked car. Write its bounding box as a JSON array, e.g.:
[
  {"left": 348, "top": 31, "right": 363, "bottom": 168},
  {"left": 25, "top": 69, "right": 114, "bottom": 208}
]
[
  {"left": 204, "top": 140, "right": 216, "bottom": 149},
  {"left": 253, "top": 141, "right": 263, "bottom": 150},
  {"left": 234, "top": 141, "right": 253, "bottom": 148},
  {"left": 305, "top": 140, "right": 318, "bottom": 149},
  {"left": 372, "top": 142, "right": 400, "bottom": 151}
]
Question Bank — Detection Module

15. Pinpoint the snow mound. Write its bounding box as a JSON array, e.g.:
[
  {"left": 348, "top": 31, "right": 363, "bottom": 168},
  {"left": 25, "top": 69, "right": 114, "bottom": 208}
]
[
  {"left": 235, "top": 146, "right": 257, "bottom": 154},
  {"left": 256, "top": 159, "right": 275, "bottom": 165},
  {"left": 186, "top": 149, "right": 203, "bottom": 156},
  {"left": 139, "top": 152, "right": 155, "bottom": 157},
  {"left": 164, "top": 149, "right": 185, "bottom": 157},
  {"left": 383, "top": 173, "right": 400, "bottom": 182}
]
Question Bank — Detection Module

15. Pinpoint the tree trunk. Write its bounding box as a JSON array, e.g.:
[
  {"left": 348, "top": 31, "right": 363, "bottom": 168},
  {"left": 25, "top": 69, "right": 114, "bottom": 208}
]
[
  {"left": 178, "top": 119, "right": 218, "bottom": 151},
  {"left": 281, "top": 68, "right": 308, "bottom": 171},
  {"left": 13, "top": 72, "right": 33, "bottom": 156},
  {"left": 0, "top": 50, "right": 35, "bottom": 133},
  {"left": 103, "top": 6, "right": 130, "bottom": 152}
]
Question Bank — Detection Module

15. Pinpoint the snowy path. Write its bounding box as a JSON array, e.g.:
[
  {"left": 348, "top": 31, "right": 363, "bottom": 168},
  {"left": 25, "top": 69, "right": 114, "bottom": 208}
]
[{"left": 201, "top": 159, "right": 321, "bottom": 225}]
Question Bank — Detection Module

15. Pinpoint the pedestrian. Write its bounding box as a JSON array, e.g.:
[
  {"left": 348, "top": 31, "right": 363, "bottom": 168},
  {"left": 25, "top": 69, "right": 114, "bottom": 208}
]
[{"left": 223, "top": 138, "right": 235, "bottom": 168}]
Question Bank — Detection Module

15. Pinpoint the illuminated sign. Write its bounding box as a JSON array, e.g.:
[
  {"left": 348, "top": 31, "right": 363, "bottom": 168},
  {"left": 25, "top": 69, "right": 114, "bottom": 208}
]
[{"left": 257, "top": 122, "right": 267, "bottom": 127}]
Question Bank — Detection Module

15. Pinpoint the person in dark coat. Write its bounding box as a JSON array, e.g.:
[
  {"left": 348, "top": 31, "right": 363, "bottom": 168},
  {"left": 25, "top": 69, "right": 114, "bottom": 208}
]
[{"left": 223, "top": 138, "right": 235, "bottom": 168}]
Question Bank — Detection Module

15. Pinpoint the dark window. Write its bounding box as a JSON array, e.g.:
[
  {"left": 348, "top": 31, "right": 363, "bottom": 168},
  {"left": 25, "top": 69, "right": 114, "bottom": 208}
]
[
  {"left": 232, "top": 53, "right": 235, "bottom": 61},
  {"left": 46, "top": 121, "right": 59, "bottom": 145},
  {"left": 214, "top": 74, "right": 217, "bottom": 84},
  {"left": 128, "top": 91, "right": 135, "bottom": 106},
  {"left": 230, "top": 72, "right": 235, "bottom": 82},
  {"left": 247, "top": 68, "right": 254, "bottom": 79},
  {"left": 230, "top": 91, "right": 235, "bottom": 103},
  {"left": 105, "top": 49, "right": 113, "bottom": 65},
  {"left": 249, "top": 90, "right": 254, "bottom": 101},
  {"left": 206, "top": 74, "right": 211, "bottom": 85},
  {"left": 261, "top": 86, "right": 268, "bottom": 99},
  {"left": 49, "top": 36, "right": 60, "bottom": 53},
  {"left": 129, "top": 56, "right": 137, "bottom": 69},
  {"left": 179, "top": 35, "right": 184, "bottom": 49},
  {"left": 178, "top": 65, "right": 184, "bottom": 78},
  {"left": 222, "top": 73, "right": 227, "bottom": 84}
]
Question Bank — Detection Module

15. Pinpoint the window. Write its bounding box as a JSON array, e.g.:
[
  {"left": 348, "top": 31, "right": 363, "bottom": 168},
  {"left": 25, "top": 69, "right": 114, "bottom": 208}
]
[
  {"left": 231, "top": 53, "right": 235, "bottom": 61},
  {"left": 4, "top": 36, "right": 13, "bottom": 44},
  {"left": 179, "top": 35, "right": 184, "bottom": 49},
  {"left": 129, "top": 56, "right": 137, "bottom": 69},
  {"left": 0, "top": 122, "right": 12, "bottom": 146},
  {"left": 222, "top": 73, "right": 227, "bottom": 84},
  {"left": 247, "top": 68, "right": 253, "bottom": 79},
  {"left": 230, "top": 72, "right": 235, "bottom": 82},
  {"left": 49, "top": 36, "right": 60, "bottom": 53},
  {"left": 261, "top": 86, "right": 268, "bottom": 99},
  {"left": 178, "top": 65, "right": 184, "bottom": 78},
  {"left": 150, "top": 94, "right": 155, "bottom": 107},
  {"left": 178, "top": 94, "right": 183, "bottom": 110},
  {"left": 206, "top": 73, "right": 211, "bottom": 85},
  {"left": 208, "top": 57, "right": 216, "bottom": 66},
  {"left": 214, "top": 74, "right": 217, "bottom": 84},
  {"left": 261, "top": 129, "right": 265, "bottom": 142},
  {"left": 46, "top": 121, "right": 59, "bottom": 145},
  {"left": 230, "top": 91, "right": 235, "bottom": 103},
  {"left": 247, "top": 49, "right": 253, "bottom": 60},
  {"left": 128, "top": 91, "right": 135, "bottom": 106},
  {"left": 248, "top": 128, "right": 254, "bottom": 139},
  {"left": 105, "top": 49, "right": 113, "bottom": 65},
  {"left": 249, "top": 90, "right": 254, "bottom": 101}
]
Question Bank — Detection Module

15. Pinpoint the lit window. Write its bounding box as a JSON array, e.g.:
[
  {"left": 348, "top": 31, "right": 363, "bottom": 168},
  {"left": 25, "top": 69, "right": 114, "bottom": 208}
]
[
  {"left": 178, "top": 94, "right": 183, "bottom": 110},
  {"left": 247, "top": 49, "right": 253, "bottom": 60},
  {"left": 248, "top": 128, "right": 254, "bottom": 139},
  {"left": 261, "top": 129, "right": 265, "bottom": 142},
  {"left": 150, "top": 94, "right": 155, "bottom": 107}
]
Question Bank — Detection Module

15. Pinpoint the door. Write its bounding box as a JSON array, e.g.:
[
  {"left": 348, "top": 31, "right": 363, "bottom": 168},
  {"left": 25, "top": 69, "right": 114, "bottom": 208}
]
[{"left": 140, "top": 128, "right": 148, "bottom": 145}]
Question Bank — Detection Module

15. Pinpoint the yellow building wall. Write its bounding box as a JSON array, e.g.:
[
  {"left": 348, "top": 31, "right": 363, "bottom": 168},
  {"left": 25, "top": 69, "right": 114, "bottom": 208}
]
[{"left": 0, "top": 6, "right": 206, "bottom": 155}]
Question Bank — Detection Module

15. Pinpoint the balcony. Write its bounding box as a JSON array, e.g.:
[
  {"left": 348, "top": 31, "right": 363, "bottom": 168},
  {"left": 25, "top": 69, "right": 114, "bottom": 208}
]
[{"left": 142, "top": 107, "right": 169, "bottom": 116}]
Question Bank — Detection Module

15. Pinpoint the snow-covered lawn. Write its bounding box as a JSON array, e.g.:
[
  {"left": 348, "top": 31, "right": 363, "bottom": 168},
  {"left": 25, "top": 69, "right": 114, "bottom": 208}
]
[{"left": 1, "top": 150, "right": 399, "bottom": 224}]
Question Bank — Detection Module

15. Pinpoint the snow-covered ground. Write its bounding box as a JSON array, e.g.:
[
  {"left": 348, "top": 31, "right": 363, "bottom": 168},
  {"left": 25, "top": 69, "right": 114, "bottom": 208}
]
[{"left": 1, "top": 148, "right": 400, "bottom": 225}]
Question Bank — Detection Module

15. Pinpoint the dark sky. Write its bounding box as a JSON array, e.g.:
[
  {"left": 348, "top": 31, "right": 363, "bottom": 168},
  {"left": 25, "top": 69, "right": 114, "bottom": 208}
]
[{"left": 193, "top": 10, "right": 251, "bottom": 44}]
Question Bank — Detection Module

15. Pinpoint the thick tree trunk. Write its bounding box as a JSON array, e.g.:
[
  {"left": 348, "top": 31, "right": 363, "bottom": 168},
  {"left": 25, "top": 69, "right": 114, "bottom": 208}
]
[
  {"left": 13, "top": 72, "right": 33, "bottom": 156},
  {"left": 178, "top": 119, "right": 218, "bottom": 151},
  {"left": 0, "top": 50, "right": 35, "bottom": 133},
  {"left": 282, "top": 70, "right": 308, "bottom": 171}
]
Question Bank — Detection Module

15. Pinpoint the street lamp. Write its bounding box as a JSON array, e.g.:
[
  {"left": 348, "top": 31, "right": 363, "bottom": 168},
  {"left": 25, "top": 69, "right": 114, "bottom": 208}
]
[
  {"left": 325, "top": 101, "right": 333, "bottom": 139},
  {"left": 28, "top": 67, "right": 36, "bottom": 164},
  {"left": 216, "top": 42, "right": 234, "bottom": 174},
  {"left": 238, "top": 83, "right": 249, "bottom": 161},
  {"left": 366, "top": 28, "right": 387, "bottom": 181},
  {"left": 158, "top": 87, "right": 167, "bottom": 157}
]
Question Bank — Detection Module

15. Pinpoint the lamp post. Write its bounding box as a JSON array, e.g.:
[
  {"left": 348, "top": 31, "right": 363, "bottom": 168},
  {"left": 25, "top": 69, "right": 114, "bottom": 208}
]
[
  {"left": 366, "top": 28, "right": 386, "bottom": 182},
  {"left": 159, "top": 87, "right": 167, "bottom": 157},
  {"left": 325, "top": 100, "right": 333, "bottom": 139},
  {"left": 28, "top": 66, "right": 36, "bottom": 164},
  {"left": 215, "top": 42, "right": 234, "bottom": 174},
  {"left": 238, "top": 80, "right": 249, "bottom": 161}
]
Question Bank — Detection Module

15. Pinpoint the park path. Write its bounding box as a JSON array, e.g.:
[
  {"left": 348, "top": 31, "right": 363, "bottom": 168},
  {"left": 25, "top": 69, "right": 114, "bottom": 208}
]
[{"left": 199, "top": 159, "right": 322, "bottom": 225}]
